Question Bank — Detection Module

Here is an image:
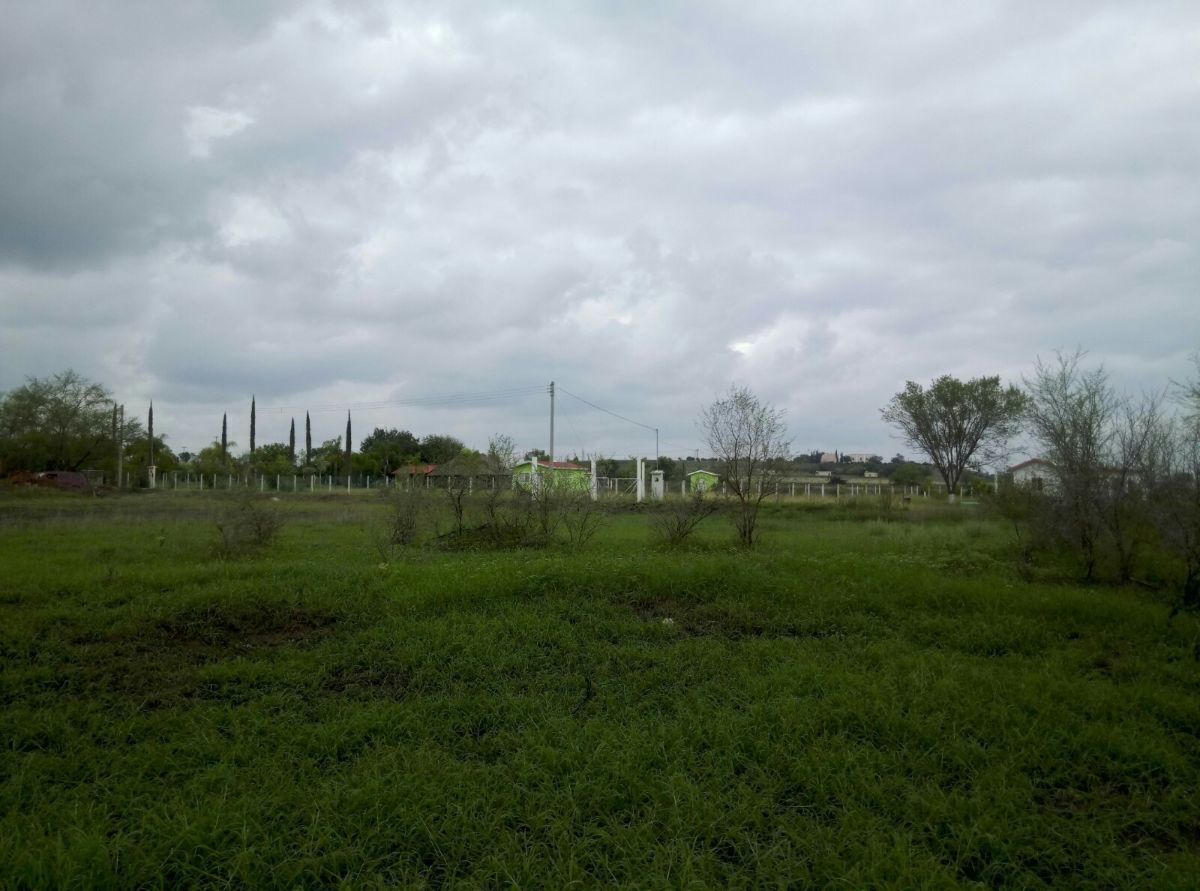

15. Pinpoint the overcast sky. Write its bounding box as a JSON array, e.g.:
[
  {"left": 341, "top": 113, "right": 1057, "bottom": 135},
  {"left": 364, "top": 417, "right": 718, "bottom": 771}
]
[{"left": 1, "top": 1, "right": 1197, "bottom": 462}]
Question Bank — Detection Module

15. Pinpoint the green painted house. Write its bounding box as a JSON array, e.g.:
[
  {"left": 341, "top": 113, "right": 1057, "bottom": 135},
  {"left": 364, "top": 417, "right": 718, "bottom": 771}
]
[
  {"left": 687, "top": 469, "right": 720, "bottom": 493},
  {"left": 511, "top": 460, "right": 591, "bottom": 491}
]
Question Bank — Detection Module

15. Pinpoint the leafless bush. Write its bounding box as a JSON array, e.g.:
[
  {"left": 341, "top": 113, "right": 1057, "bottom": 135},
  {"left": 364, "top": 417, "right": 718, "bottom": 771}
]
[
  {"left": 650, "top": 489, "right": 721, "bottom": 548},
  {"left": 986, "top": 482, "right": 1050, "bottom": 579},
  {"left": 369, "top": 488, "right": 427, "bottom": 562},
  {"left": 213, "top": 489, "right": 283, "bottom": 556},
  {"left": 1146, "top": 414, "right": 1200, "bottom": 611},
  {"left": 473, "top": 484, "right": 535, "bottom": 547},
  {"left": 560, "top": 490, "right": 607, "bottom": 548},
  {"left": 699, "top": 386, "right": 790, "bottom": 547},
  {"left": 385, "top": 488, "right": 426, "bottom": 545},
  {"left": 1025, "top": 352, "right": 1118, "bottom": 581},
  {"left": 441, "top": 474, "right": 472, "bottom": 536}
]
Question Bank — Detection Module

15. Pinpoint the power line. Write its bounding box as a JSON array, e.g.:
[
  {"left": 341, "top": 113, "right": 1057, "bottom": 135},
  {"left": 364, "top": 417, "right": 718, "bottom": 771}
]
[
  {"left": 257, "top": 384, "right": 547, "bottom": 414},
  {"left": 558, "top": 387, "right": 656, "bottom": 433}
]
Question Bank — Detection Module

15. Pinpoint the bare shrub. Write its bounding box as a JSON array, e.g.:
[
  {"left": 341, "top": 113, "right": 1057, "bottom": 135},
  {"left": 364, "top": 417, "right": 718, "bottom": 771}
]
[
  {"left": 986, "top": 482, "right": 1050, "bottom": 580},
  {"left": 214, "top": 489, "right": 283, "bottom": 556},
  {"left": 560, "top": 491, "right": 607, "bottom": 548},
  {"left": 1025, "top": 352, "right": 1117, "bottom": 581},
  {"left": 1146, "top": 413, "right": 1200, "bottom": 612},
  {"left": 650, "top": 490, "right": 721, "bottom": 548},
  {"left": 369, "top": 488, "right": 430, "bottom": 562},
  {"left": 699, "top": 386, "right": 790, "bottom": 547}
]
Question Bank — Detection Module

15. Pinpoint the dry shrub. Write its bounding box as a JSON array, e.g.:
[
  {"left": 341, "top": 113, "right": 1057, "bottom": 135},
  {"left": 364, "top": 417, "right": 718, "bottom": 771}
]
[
  {"left": 214, "top": 490, "right": 284, "bottom": 556},
  {"left": 650, "top": 490, "right": 721, "bottom": 549}
]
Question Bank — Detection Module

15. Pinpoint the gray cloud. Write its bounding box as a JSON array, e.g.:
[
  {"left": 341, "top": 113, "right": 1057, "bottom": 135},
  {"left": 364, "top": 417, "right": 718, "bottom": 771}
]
[{"left": 2, "top": 1, "right": 1197, "bottom": 459}]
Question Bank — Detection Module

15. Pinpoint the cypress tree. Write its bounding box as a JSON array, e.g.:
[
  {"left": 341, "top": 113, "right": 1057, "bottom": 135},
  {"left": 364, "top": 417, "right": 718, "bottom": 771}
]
[
  {"left": 289, "top": 418, "right": 296, "bottom": 463},
  {"left": 221, "top": 414, "right": 227, "bottom": 459},
  {"left": 250, "top": 396, "right": 256, "bottom": 454},
  {"left": 305, "top": 412, "right": 312, "bottom": 465},
  {"left": 148, "top": 402, "right": 154, "bottom": 465},
  {"left": 111, "top": 405, "right": 118, "bottom": 483},
  {"left": 344, "top": 411, "right": 352, "bottom": 478}
]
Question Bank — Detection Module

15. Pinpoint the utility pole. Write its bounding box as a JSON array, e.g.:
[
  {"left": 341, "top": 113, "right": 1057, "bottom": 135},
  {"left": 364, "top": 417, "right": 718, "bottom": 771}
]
[
  {"left": 117, "top": 404, "right": 125, "bottom": 489},
  {"left": 549, "top": 380, "right": 555, "bottom": 464},
  {"left": 148, "top": 401, "right": 156, "bottom": 489}
]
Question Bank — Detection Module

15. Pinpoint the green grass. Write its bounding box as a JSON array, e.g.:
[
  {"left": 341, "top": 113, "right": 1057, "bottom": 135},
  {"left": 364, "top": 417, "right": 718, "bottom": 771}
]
[{"left": 2, "top": 489, "right": 1199, "bottom": 887}]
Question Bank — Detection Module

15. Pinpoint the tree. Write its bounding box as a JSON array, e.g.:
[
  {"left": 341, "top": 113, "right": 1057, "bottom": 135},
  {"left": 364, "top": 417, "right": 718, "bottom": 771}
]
[
  {"left": 420, "top": 433, "right": 464, "bottom": 465},
  {"left": 305, "top": 412, "right": 312, "bottom": 465},
  {"left": 1146, "top": 406, "right": 1200, "bottom": 610},
  {"left": 249, "top": 442, "right": 296, "bottom": 477},
  {"left": 1024, "top": 353, "right": 1116, "bottom": 581},
  {"left": 196, "top": 439, "right": 239, "bottom": 476},
  {"left": 289, "top": 418, "right": 295, "bottom": 463},
  {"left": 221, "top": 414, "right": 228, "bottom": 460},
  {"left": 125, "top": 434, "right": 180, "bottom": 482},
  {"left": 344, "top": 412, "right": 353, "bottom": 478},
  {"left": 309, "top": 437, "right": 342, "bottom": 475},
  {"left": 250, "top": 396, "right": 256, "bottom": 454},
  {"left": 657, "top": 455, "right": 679, "bottom": 481},
  {"left": 890, "top": 462, "right": 932, "bottom": 487},
  {"left": 698, "top": 385, "right": 791, "bottom": 547},
  {"left": 881, "top": 374, "right": 1025, "bottom": 502},
  {"left": 361, "top": 427, "right": 421, "bottom": 473},
  {"left": 0, "top": 370, "right": 120, "bottom": 473},
  {"left": 486, "top": 433, "right": 518, "bottom": 472}
]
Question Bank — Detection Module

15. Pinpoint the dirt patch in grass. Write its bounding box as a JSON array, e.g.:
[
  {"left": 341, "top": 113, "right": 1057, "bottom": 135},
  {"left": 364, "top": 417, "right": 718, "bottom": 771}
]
[
  {"left": 152, "top": 602, "right": 341, "bottom": 649},
  {"left": 38, "top": 603, "right": 346, "bottom": 708},
  {"left": 320, "top": 663, "right": 412, "bottom": 699},
  {"left": 628, "top": 595, "right": 847, "bottom": 641}
]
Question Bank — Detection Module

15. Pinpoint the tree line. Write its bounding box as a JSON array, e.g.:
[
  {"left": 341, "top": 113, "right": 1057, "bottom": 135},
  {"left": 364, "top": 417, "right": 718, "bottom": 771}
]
[{"left": 0, "top": 370, "right": 479, "bottom": 483}]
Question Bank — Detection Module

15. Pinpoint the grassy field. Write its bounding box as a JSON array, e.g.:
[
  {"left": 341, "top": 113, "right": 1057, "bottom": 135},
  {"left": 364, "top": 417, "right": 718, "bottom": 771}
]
[{"left": 2, "top": 488, "right": 1199, "bottom": 888}]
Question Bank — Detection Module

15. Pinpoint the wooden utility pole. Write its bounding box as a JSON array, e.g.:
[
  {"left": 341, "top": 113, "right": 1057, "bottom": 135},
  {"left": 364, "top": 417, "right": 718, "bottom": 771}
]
[
  {"left": 117, "top": 404, "right": 124, "bottom": 489},
  {"left": 549, "top": 380, "right": 555, "bottom": 464}
]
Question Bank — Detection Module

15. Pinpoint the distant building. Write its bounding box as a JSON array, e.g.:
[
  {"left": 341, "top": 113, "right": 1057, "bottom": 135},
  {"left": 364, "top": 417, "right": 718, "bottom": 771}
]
[
  {"left": 845, "top": 453, "right": 875, "bottom": 464},
  {"left": 819, "top": 452, "right": 838, "bottom": 464},
  {"left": 511, "top": 459, "right": 590, "bottom": 491},
  {"left": 391, "top": 464, "right": 438, "bottom": 479},
  {"left": 687, "top": 469, "right": 720, "bottom": 493},
  {"left": 864, "top": 471, "right": 879, "bottom": 478},
  {"left": 1010, "top": 458, "right": 1055, "bottom": 491}
]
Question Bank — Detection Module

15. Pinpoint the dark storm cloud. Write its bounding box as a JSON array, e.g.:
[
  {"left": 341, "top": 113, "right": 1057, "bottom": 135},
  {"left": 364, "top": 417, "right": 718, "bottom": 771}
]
[{"left": 1, "top": 1, "right": 1197, "bottom": 457}]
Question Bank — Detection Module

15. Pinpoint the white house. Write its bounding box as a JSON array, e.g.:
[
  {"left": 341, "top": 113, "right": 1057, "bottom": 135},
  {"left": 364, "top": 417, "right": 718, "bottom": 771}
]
[{"left": 1010, "top": 458, "right": 1055, "bottom": 491}]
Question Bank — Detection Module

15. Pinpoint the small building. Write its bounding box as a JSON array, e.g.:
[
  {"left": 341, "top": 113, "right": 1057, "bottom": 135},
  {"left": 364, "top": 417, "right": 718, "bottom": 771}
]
[
  {"left": 687, "top": 469, "right": 720, "bottom": 493},
  {"left": 819, "top": 452, "right": 838, "bottom": 464},
  {"left": 391, "top": 464, "right": 438, "bottom": 480},
  {"left": 1010, "top": 458, "right": 1055, "bottom": 491},
  {"left": 864, "top": 471, "right": 879, "bottom": 479},
  {"left": 511, "top": 460, "right": 590, "bottom": 491}
]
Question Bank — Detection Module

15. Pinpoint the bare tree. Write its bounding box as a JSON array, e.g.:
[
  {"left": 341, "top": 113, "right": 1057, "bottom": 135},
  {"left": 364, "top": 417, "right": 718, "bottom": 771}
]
[
  {"left": 650, "top": 488, "right": 722, "bottom": 548},
  {"left": 699, "top": 386, "right": 790, "bottom": 547},
  {"left": 881, "top": 374, "right": 1025, "bottom": 502},
  {"left": 486, "top": 433, "right": 518, "bottom": 473},
  {"left": 1102, "top": 392, "right": 1169, "bottom": 582},
  {"left": 1147, "top": 366, "right": 1200, "bottom": 610},
  {"left": 1024, "top": 352, "right": 1118, "bottom": 581}
]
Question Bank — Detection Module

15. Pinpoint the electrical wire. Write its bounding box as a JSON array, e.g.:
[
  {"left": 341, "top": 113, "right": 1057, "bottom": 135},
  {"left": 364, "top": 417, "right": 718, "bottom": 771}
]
[
  {"left": 258, "top": 384, "right": 547, "bottom": 414},
  {"left": 558, "top": 387, "right": 656, "bottom": 433}
]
